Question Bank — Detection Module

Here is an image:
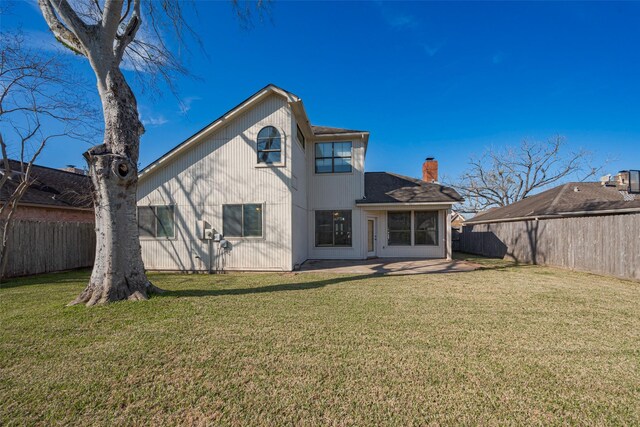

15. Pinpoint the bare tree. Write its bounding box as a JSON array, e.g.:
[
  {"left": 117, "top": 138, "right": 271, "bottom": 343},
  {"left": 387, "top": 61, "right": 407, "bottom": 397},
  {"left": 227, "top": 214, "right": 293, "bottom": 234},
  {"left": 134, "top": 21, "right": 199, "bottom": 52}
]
[
  {"left": 450, "top": 136, "right": 604, "bottom": 213},
  {"left": 36, "top": 0, "right": 265, "bottom": 305},
  {"left": 0, "top": 29, "right": 98, "bottom": 281}
]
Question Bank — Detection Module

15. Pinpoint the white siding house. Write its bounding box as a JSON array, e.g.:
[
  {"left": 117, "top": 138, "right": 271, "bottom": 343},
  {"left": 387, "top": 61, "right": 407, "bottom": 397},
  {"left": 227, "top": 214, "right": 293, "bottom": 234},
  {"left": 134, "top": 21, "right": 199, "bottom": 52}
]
[{"left": 137, "top": 85, "right": 463, "bottom": 272}]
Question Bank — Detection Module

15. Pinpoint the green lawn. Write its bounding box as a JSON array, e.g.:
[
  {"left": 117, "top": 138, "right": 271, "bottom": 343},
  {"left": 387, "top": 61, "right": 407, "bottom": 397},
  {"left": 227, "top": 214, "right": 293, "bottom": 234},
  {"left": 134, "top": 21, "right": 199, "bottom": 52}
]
[{"left": 1, "top": 257, "right": 639, "bottom": 425}]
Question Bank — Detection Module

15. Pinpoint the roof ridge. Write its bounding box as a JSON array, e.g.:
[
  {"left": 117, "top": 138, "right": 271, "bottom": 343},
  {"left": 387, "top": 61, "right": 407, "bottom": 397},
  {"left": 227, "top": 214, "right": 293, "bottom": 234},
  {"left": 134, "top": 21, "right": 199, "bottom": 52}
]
[
  {"left": 6, "top": 158, "right": 87, "bottom": 177},
  {"left": 386, "top": 171, "right": 442, "bottom": 187},
  {"left": 546, "top": 182, "right": 574, "bottom": 214}
]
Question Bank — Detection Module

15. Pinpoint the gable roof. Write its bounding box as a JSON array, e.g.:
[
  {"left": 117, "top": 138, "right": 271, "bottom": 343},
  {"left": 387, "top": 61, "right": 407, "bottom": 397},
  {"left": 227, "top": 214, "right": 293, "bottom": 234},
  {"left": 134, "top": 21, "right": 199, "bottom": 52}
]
[
  {"left": 467, "top": 182, "right": 640, "bottom": 224},
  {"left": 139, "top": 85, "right": 372, "bottom": 181},
  {"left": 0, "top": 159, "right": 92, "bottom": 210},
  {"left": 139, "top": 84, "right": 302, "bottom": 180},
  {"left": 356, "top": 172, "right": 463, "bottom": 205}
]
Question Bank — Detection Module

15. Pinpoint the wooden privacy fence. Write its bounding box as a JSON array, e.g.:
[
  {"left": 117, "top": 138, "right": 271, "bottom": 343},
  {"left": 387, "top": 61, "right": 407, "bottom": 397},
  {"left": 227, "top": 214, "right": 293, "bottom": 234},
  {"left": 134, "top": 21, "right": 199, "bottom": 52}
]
[
  {"left": 460, "top": 212, "right": 640, "bottom": 281},
  {"left": 3, "top": 220, "right": 95, "bottom": 278}
]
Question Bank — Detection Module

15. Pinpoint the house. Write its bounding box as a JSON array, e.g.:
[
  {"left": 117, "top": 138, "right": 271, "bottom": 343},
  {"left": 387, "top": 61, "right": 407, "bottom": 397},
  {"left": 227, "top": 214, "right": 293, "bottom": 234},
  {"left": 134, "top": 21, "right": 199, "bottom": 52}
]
[
  {"left": 0, "top": 159, "right": 93, "bottom": 222},
  {"left": 451, "top": 211, "right": 466, "bottom": 229},
  {"left": 465, "top": 172, "right": 640, "bottom": 225},
  {"left": 137, "top": 85, "right": 463, "bottom": 272},
  {"left": 460, "top": 170, "right": 640, "bottom": 280},
  {"left": 0, "top": 160, "right": 95, "bottom": 278}
]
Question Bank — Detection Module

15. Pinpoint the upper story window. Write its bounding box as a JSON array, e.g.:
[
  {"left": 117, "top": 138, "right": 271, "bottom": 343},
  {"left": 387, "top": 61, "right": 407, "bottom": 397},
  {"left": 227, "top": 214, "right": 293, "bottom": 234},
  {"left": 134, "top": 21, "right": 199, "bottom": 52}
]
[
  {"left": 138, "top": 205, "right": 175, "bottom": 239},
  {"left": 315, "top": 142, "right": 352, "bottom": 173},
  {"left": 296, "top": 125, "right": 305, "bottom": 149},
  {"left": 257, "top": 126, "right": 281, "bottom": 164}
]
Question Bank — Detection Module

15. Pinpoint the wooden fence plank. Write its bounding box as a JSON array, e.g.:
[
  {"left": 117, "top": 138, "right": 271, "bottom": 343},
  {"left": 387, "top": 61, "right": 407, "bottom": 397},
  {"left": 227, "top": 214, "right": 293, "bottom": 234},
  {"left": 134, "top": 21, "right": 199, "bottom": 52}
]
[
  {"left": 460, "top": 213, "right": 640, "bottom": 281},
  {"left": 2, "top": 220, "right": 96, "bottom": 278}
]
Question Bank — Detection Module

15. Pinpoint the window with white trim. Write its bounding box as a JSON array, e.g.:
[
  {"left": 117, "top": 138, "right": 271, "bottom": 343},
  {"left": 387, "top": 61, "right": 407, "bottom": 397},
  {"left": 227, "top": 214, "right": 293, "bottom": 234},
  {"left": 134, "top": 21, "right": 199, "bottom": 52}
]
[
  {"left": 315, "top": 210, "right": 352, "bottom": 246},
  {"left": 387, "top": 211, "right": 411, "bottom": 246},
  {"left": 223, "top": 204, "right": 263, "bottom": 237},
  {"left": 138, "top": 206, "right": 175, "bottom": 238},
  {"left": 315, "top": 142, "right": 352, "bottom": 173},
  {"left": 414, "top": 211, "right": 438, "bottom": 245},
  {"left": 257, "top": 126, "right": 281, "bottom": 164},
  {"left": 387, "top": 210, "right": 440, "bottom": 246},
  {"left": 296, "top": 125, "right": 305, "bottom": 149}
]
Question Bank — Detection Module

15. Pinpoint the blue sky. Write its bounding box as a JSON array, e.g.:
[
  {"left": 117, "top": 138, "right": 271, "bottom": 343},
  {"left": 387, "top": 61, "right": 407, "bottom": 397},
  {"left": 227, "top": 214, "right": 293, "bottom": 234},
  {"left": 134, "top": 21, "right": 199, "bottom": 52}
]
[{"left": 4, "top": 1, "right": 640, "bottom": 181}]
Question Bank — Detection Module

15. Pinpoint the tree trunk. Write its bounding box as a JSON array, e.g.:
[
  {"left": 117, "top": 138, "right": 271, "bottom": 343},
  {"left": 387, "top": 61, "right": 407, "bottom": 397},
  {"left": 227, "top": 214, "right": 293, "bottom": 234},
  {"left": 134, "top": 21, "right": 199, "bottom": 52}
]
[{"left": 69, "top": 67, "right": 162, "bottom": 306}]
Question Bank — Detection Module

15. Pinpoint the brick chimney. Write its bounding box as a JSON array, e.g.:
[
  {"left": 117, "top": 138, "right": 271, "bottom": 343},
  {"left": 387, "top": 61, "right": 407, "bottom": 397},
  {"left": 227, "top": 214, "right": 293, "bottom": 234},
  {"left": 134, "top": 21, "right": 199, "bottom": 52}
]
[{"left": 422, "top": 157, "right": 438, "bottom": 183}]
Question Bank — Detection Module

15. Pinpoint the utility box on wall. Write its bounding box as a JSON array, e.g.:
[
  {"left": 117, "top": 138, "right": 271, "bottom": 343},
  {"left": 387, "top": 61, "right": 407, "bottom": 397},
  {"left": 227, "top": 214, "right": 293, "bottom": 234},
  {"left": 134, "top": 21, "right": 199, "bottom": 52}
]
[{"left": 196, "top": 219, "right": 212, "bottom": 240}]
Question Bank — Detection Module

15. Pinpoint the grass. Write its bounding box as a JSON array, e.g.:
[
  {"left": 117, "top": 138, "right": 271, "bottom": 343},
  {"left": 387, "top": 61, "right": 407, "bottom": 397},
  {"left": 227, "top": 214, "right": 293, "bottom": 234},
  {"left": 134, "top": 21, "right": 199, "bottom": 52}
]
[{"left": 1, "top": 257, "right": 639, "bottom": 426}]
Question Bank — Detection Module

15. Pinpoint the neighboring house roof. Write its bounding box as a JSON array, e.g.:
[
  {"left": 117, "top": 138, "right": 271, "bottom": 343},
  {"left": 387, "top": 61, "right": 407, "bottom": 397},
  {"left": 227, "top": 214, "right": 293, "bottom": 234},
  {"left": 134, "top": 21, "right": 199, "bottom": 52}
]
[
  {"left": 0, "top": 159, "right": 92, "bottom": 210},
  {"left": 356, "top": 172, "right": 463, "bottom": 205},
  {"left": 466, "top": 182, "right": 640, "bottom": 224},
  {"left": 451, "top": 211, "right": 466, "bottom": 223},
  {"left": 311, "top": 125, "right": 368, "bottom": 135}
]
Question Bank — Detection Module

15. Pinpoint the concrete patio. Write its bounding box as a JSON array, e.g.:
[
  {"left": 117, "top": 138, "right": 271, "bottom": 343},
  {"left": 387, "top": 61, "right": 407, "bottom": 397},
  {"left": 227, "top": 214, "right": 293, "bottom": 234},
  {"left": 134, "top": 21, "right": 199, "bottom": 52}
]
[{"left": 298, "top": 258, "right": 480, "bottom": 275}]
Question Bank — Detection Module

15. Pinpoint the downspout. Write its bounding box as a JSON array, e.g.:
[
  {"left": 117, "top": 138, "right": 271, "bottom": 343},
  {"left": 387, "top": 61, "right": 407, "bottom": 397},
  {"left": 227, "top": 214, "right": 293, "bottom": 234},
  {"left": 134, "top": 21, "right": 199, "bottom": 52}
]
[{"left": 208, "top": 239, "right": 213, "bottom": 274}]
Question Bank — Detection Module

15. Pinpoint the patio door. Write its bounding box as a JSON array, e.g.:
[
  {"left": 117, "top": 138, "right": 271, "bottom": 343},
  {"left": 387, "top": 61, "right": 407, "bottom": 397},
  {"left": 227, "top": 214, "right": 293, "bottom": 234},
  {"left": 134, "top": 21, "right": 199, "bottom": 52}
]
[{"left": 367, "top": 218, "right": 377, "bottom": 258}]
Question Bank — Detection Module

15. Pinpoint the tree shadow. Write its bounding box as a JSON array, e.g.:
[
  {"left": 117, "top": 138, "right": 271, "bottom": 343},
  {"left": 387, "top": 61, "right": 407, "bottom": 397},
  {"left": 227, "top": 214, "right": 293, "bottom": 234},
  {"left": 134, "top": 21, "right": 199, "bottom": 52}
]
[
  {"left": 155, "top": 273, "right": 375, "bottom": 298},
  {"left": 0, "top": 268, "right": 91, "bottom": 289},
  {"left": 459, "top": 220, "right": 547, "bottom": 267}
]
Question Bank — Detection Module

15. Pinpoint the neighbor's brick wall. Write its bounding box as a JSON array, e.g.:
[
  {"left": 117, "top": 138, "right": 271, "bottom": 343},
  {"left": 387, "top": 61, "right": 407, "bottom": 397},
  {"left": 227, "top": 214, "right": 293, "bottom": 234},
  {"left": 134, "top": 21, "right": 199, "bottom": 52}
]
[{"left": 13, "top": 206, "right": 94, "bottom": 223}]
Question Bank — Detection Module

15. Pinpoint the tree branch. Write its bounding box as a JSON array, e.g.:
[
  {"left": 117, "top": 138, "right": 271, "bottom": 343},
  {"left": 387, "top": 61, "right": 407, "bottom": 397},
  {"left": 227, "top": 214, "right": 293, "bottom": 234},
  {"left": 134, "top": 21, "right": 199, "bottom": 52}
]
[
  {"left": 447, "top": 135, "right": 603, "bottom": 212},
  {"left": 37, "top": 0, "right": 86, "bottom": 55},
  {"left": 102, "top": 0, "right": 125, "bottom": 43},
  {"left": 114, "top": 0, "right": 141, "bottom": 64}
]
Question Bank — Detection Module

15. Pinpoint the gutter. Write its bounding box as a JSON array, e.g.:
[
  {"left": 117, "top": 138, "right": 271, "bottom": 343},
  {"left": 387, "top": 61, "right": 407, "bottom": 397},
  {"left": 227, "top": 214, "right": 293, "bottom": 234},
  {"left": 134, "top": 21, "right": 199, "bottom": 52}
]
[
  {"left": 356, "top": 201, "right": 458, "bottom": 208},
  {"left": 314, "top": 132, "right": 369, "bottom": 139},
  {"left": 13, "top": 202, "right": 93, "bottom": 212},
  {"left": 465, "top": 206, "right": 640, "bottom": 225}
]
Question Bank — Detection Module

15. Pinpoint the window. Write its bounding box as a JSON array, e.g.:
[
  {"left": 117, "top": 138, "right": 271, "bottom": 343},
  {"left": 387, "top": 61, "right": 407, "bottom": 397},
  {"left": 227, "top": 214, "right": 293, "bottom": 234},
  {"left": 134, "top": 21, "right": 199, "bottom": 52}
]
[
  {"left": 315, "top": 210, "right": 352, "bottom": 247},
  {"left": 315, "top": 142, "right": 352, "bottom": 173},
  {"left": 257, "top": 126, "right": 281, "bottom": 164},
  {"left": 630, "top": 170, "right": 640, "bottom": 193},
  {"left": 223, "top": 204, "right": 263, "bottom": 237},
  {"left": 296, "top": 125, "right": 305, "bottom": 149},
  {"left": 387, "top": 211, "right": 411, "bottom": 246},
  {"left": 138, "top": 206, "right": 175, "bottom": 238},
  {"left": 414, "top": 211, "right": 438, "bottom": 245}
]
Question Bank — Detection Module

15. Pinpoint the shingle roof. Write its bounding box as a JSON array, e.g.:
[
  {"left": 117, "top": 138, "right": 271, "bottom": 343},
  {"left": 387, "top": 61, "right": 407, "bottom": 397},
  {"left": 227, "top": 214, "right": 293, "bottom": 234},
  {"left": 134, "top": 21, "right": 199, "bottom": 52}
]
[
  {"left": 311, "top": 125, "right": 368, "bottom": 135},
  {"left": 357, "top": 172, "right": 463, "bottom": 204},
  {"left": 0, "top": 160, "right": 93, "bottom": 209},
  {"left": 467, "top": 182, "right": 640, "bottom": 224}
]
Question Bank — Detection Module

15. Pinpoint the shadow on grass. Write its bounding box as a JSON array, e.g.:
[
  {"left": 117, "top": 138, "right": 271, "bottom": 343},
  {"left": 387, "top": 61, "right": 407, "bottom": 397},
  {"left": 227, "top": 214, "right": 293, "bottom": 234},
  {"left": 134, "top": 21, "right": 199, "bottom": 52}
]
[
  {"left": 453, "top": 251, "right": 532, "bottom": 272},
  {"left": 0, "top": 269, "right": 91, "bottom": 289},
  {"left": 156, "top": 274, "right": 375, "bottom": 298}
]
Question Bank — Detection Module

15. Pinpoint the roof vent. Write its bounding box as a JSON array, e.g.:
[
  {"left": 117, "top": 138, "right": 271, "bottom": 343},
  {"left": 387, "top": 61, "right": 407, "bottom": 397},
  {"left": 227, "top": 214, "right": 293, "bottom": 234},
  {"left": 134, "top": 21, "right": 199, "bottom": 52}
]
[{"left": 573, "top": 186, "right": 580, "bottom": 192}]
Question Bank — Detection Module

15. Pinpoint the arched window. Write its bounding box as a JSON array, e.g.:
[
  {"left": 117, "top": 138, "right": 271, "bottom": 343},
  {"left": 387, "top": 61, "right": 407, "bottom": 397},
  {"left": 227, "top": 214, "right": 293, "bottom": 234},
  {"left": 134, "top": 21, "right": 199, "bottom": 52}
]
[{"left": 257, "top": 126, "right": 282, "bottom": 164}]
